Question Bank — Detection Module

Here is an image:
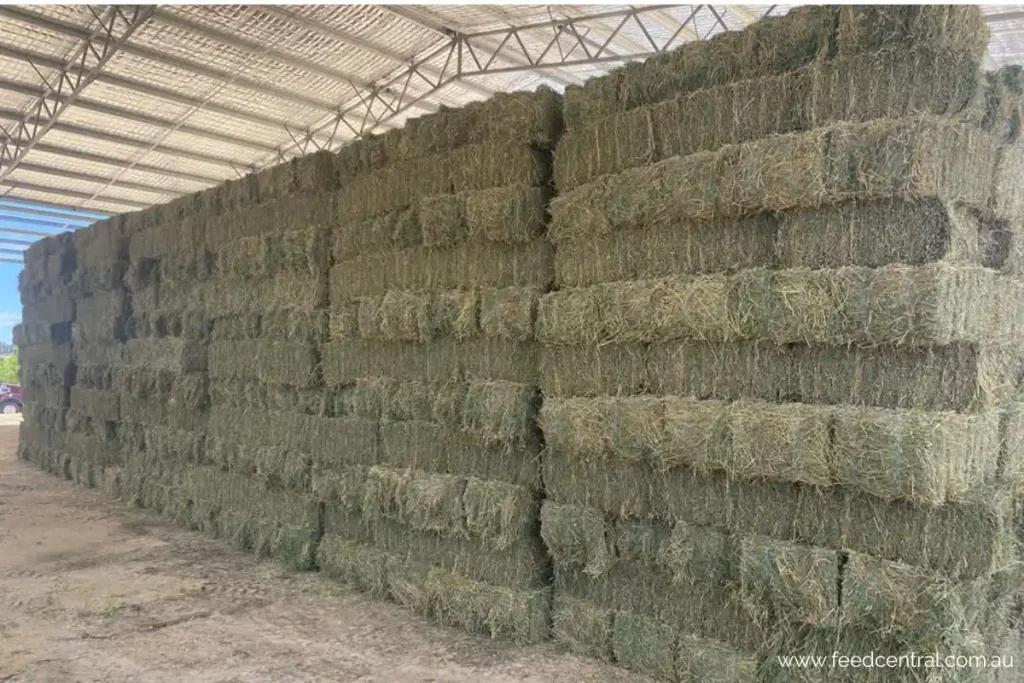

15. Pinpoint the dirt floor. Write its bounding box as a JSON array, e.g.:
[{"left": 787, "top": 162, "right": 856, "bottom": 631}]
[{"left": 0, "top": 419, "right": 648, "bottom": 683}]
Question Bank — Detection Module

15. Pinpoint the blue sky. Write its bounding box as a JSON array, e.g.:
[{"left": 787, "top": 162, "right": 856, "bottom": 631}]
[{"left": 0, "top": 200, "right": 109, "bottom": 345}]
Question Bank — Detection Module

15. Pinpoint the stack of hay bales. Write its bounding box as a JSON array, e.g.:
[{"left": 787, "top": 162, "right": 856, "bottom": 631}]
[
  {"left": 319, "top": 90, "right": 561, "bottom": 642},
  {"left": 61, "top": 217, "right": 131, "bottom": 489},
  {"left": 540, "top": 6, "right": 1023, "bottom": 680},
  {"left": 16, "top": 233, "right": 76, "bottom": 476},
  {"left": 199, "top": 156, "right": 335, "bottom": 569}
]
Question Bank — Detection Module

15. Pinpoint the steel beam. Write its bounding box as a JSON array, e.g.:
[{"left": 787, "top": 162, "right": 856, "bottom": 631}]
[
  {"left": 0, "top": 180, "right": 148, "bottom": 209},
  {"left": 0, "top": 258, "right": 25, "bottom": 264},
  {"left": 0, "top": 41, "right": 333, "bottom": 147},
  {"left": 260, "top": 6, "right": 497, "bottom": 101},
  {"left": 263, "top": 5, "right": 691, "bottom": 166},
  {"left": 0, "top": 248, "right": 25, "bottom": 257},
  {"left": 0, "top": 213, "right": 90, "bottom": 228},
  {"left": 0, "top": 6, "right": 418, "bottom": 125},
  {"left": 0, "top": 107, "right": 252, "bottom": 170},
  {"left": 28, "top": 141, "right": 219, "bottom": 185},
  {"left": 0, "top": 78, "right": 279, "bottom": 155},
  {"left": 0, "top": 198, "right": 109, "bottom": 219},
  {"left": 15, "top": 161, "right": 179, "bottom": 197},
  {"left": 0, "top": 5, "right": 155, "bottom": 182},
  {"left": 0, "top": 224, "right": 62, "bottom": 237},
  {"left": 0, "top": 237, "right": 34, "bottom": 246}
]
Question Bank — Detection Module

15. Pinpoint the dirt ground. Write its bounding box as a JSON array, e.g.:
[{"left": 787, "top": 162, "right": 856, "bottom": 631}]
[{"left": 0, "top": 419, "right": 648, "bottom": 683}]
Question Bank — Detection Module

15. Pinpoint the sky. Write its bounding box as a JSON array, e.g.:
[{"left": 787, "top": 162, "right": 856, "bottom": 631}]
[{"left": 0, "top": 200, "right": 109, "bottom": 345}]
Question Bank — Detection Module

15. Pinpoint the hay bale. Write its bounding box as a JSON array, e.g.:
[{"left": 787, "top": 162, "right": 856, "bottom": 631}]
[
  {"left": 460, "top": 380, "right": 535, "bottom": 447},
  {"left": 208, "top": 340, "right": 318, "bottom": 387},
  {"left": 378, "top": 421, "right": 539, "bottom": 487},
  {"left": 322, "top": 338, "right": 539, "bottom": 385},
  {"left": 646, "top": 341, "right": 796, "bottom": 404},
  {"left": 317, "top": 535, "right": 389, "bottom": 597},
  {"left": 727, "top": 401, "right": 832, "bottom": 487},
  {"left": 538, "top": 343, "right": 647, "bottom": 397},
  {"left": 371, "top": 517, "right": 547, "bottom": 589},
  {"left": 833, "top": 407, "right": 999, "bottom": 506},
  {"left": 739, "top": 536, "right": 839, "bottom": 628},
  {"left": 718, "top": 129, "right": 830, "bottom": 216},
  {"left": 479, "top": 287, "right": 538, "bottom": 342},
  {"left": 836, "top": 6, "right": 988, "bottom": 57},
  {"left": 811, "top": 46, "right": 979, "bottom": 128},
  {"left": 425, "top": 567, "right": 550, "bottom": 644},
  {"left": 333, "top": 206, "right": 421, "bottom": 260},
  {"left": 550, "top": 152, "right": 718, "bottom": 242},
  {"left": 658, "top": 520, "right": 738, "bottom": 587},
  {"left": 540, "top": 396, "right": 664, "bottom": 464},
  {"left": 611, "top": 610, "right": 678, "bottom": 681},
  {"left": 419, "top": 194, "right": 465, "bottom": 248},
  {"left": 398, "top": 470, "right": 466, "bottom": 536},
  {"left": 540, "top": 501, "right": 610, "bottom": 577},
  {"left": 464, "top": 184, "right": 548, "bottom": 245},
  {"left": 553, "top": 216, "right": 777, "bottom": 288},
  {"left": 335, "top": 143, "right": 546, "bottom": 223},
  {"left": 841, "top": 552, "right": 992, "bottom": 647},
  {"left": 677, "top": 633, "right": 757, "bottom": 683},
  {"left": 536, "top": 275, "right": 735, "bottom": 346},
  {"left": 777, "top": 198, "right": 982, "bottom": 269},
  {"left": 552, "top": 595, "right": 614, "bottom": 660},
  {"left": 330, "top": 238, "right": 553, "bottom": 298},
  {"left": 463, "top": 478, "right": 536, "bottom": 551},
  {"left": 69, "top": 387, "right": 120, "bottom": 423}
]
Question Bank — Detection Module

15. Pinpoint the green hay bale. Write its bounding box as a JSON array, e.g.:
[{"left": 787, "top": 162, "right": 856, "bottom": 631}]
[
  {"left": 739, "top": 536, "right": 838, "bottom": 628},
  {"left": 718, "top": 129, "right": 830, "bottom": 216},
  {"left": 677, "top": 633, "right": 757, "bottom": 683},
  {"left": 727, "top": 401, "right": 832, "bottom": 487},
  {"left": 317, "top": 535, "right": 389, "bottom": 597},
  {"left": 333, "top": 206, "right": 421, "bottom": 260},
  {"left": 836, "top": 6, "right": 988, "bottom": 57},
  {"left": 202, "top": 192, "right": 334, "bottom": 249},
  {"left": 550, "top": 151, "right": 718, "bottom": 242},
  {"left": 994, "top": 144, "right": 1024, "bottom": 222},
  {"left": 386, "top": 86, "right": 562, "bottom": 161},
  {"left": 22, "top": 290, "right": 74, "bottom": 325},
  {"left": 335, "top": 143, "right": 547, "bottom": 223},
  {"left": 13, "top": 321, "right": 71, "bottom": 347},
  {"left": 464, "top": 184, "right": 548, "bottom": 244},
  {"left": 841, "top": 552, "right": 993, "bottom": 648},
  {"left": 330, "top": 238, "right": 553, "bottom": 299},
  {"left": 553, "top": 216, "right": 777, "bottom": 288},
  {"left": 561, "top": 7, "right": 836, "bottom": 132},
  {"left": 398, "top": 470, "right": 466, "bottom": 537},
  {"left": 209, "top": 439, "right": 311, "bottom": 493},
  {"left": 322, "top": 339, "right": 539, "bottom": 385},
  {"left": 462, "top": 478, "right": 536, "bottom": 551},
  {"left": 540, "top": 501, "right": 610, "bottom": 577},
  {"left": 543, "top": 447, "right": 1015, "bottom": 580},
  {"left": 777, "top": 198, "right": 983, "bottom": 269},
  {"left": 553, "top": 106, "right": 658, "bottom": 192},
  {"left": 424, "top": 567, "right": 550, "bottom": 644},
  {"left": 208, "top": 340, "right": 318, "bottom": 387},
  {"left": 551, "top": 595, "right": 614, "bottom": 660},
  {"left": 311, "top": 463, "right": 366, "bottom": 508},
  {"left": 810, "top": 46, "right": 979, "bottom": 128},
  {"left": 646, "top": 341, "right": 794, "bottom": 404},
  {"left": 69, "top": 386, "right": 120, "bottom": 422},
  {"left": 658, "top": 520, "right": 738, "bottom": 587},
  {"left": 833, "top": 406, "right": 1000, "bottom": 506},
  {"left": 479, "top": 287, "right": 538, "bottom": 342},
  {"left": 370, "top": 517, "right": 547, "bottom": 589},
  {"left": 540, "top": 395, "right": 663, "bottom": 464},
  {"left": 536, "top": 275, "right": 735, "bottom": 346},
  {"left": 361, "top": 465, "right": 405, "bottom": 522},
  {"left": 419, "top": 194, "right": 465, "bottom": 249},
  {"left": 121, "top": 337, "right": 207, "bottom": 372},
  {"left": 196, "top": 271, "right": 326, "bottom": 315},
  {"left": 659, "top": 398, "right": 731, "bottom": 472},
  {"left": 538, "top": 343, "right": 648, "bottom": 397},
  {"left": 460, "top": 380, "right": 536, "bottom": 448},
  {"left": 384, "top": 556, "right": 432, "bottom": 614},
  {"left": 611, "top": 610, "right": 678, "bottom": 681},
  {"left": 378, "top": 421, "right": 539, "bottom": 487}
]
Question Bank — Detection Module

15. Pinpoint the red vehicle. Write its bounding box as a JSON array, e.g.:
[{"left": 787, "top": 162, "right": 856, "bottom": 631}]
[{"left": 0, "top": 384, "right": 22, "bottom": 413}]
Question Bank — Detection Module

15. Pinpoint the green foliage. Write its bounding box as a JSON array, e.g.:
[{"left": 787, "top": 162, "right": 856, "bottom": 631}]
[{"left": 0, "top": 349, "right": 20, "bottom": 384}]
